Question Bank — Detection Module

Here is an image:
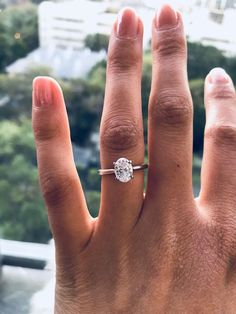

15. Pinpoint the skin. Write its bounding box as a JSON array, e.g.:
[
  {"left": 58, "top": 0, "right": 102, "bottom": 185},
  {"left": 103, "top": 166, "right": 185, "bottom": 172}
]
[{"left": 32, "top": 4, "right": 236, "bottom": 314}]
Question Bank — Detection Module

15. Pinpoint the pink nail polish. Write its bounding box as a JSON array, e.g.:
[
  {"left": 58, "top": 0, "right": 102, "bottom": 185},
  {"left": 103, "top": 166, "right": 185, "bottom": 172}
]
[
  {"left": 208, "top": 68, "right": 229, "bottom": 84},
  {"left": 155, "top": 4, "right": 178, "bottom": 30},
  {"left": 33, "top": 77, "right": 52, "bottom": 107},
  {"left": 117, "top": 8, "right": 139, "bottom": 39}
]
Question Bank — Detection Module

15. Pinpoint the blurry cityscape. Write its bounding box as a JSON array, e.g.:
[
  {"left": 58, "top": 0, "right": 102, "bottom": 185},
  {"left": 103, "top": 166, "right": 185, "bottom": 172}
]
[
  {"left": 4, "top": 0, "right": 236, "bottom": 79},
  {"left": 0, "top": 0, "right": 236, "bottom": 313}
]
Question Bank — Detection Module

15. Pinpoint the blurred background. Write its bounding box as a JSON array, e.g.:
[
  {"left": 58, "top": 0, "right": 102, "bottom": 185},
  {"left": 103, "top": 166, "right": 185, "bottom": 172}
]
[{"left": 0, "top": 0, "right": 236, "bottom": 313}]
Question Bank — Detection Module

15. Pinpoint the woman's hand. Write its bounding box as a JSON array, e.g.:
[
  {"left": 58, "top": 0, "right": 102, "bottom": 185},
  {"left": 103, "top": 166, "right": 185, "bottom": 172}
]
[{"left": 32, "top": 5, "right": 236, "bottom": 313}]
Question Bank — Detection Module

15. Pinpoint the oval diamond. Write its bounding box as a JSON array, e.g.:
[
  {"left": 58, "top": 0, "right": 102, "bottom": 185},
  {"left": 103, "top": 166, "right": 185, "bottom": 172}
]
[{"left": 114, "top": 158, "right": 133, "bottom": 183}]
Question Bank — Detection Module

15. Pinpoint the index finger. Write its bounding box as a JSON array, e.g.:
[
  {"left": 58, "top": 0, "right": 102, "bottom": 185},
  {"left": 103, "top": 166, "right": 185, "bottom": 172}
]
[{"left": 32, "top": 77, "right": 93, "bottom": 256}]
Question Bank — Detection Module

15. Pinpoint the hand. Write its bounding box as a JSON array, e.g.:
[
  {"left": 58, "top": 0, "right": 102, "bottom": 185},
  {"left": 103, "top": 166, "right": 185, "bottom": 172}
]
[{"left": 32, "top": 5, "right": 236, "bottom": 313}]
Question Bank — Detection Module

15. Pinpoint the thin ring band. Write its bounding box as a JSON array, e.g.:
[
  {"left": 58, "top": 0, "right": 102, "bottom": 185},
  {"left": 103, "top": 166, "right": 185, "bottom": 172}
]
[{"left": 98, "top": 164, "right": 148, "bottom": 175}]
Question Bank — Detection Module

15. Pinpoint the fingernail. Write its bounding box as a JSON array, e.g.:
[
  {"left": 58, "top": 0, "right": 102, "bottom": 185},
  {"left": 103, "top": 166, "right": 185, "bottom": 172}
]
[
  {"left": 155, "top": 4, "right": 178, "bottom": 30},
  {"left": 117, "top": 8, "right": 139, "bottom": 39},
  {"left": 208, "top": 68, "right": 229, "bottom": 84},
  {"left": 33, "top": 77, "right": 52, "bottom": 107}
]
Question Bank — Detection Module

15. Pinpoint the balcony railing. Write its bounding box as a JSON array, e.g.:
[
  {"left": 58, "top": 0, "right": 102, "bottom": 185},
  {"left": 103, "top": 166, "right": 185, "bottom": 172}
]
[{"left": 0, "top": 239, "right": 52, "bottom": 270}]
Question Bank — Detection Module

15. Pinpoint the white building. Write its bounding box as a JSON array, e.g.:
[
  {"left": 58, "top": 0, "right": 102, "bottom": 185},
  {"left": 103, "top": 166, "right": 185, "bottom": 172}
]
[
  {"left": 6, "top": 0, "right": 236, "bottom": 79},
  {"left": 183, "top": 5, "right": 236, "bottom": 56},
  {"left": 6, "top": 0, "right": 111, "bottom": 79},
  {"left": 199, "top": 0, "right": 236, "bottom": 9},
  {"left": 38, "top": 0, "right": 112, "bottom": 50}
]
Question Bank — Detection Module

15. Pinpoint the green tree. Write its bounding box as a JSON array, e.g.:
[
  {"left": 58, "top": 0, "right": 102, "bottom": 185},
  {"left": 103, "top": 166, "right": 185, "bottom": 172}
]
[
  {"left": 0, "top": 67, "right": 52, "bottom": 120},
  {"left": 84, "top": 33, "right": 109, "bottom": 52},
  {"left": 190, "top": 79, "right": 206, "bottom": 152},
  {"left": 0, "top": 118, "right": 51, "bottom": 243},
  {"left": 142, "top": 52, "right": 152, "bottom": 141},
  {"left": 0, "top": 3, "right": 39, "bottom": 72},
  {"left": 88, "top": 59, "right": 106, "bottom": 89},
  {"left": 85, "top": 191, "right": 100, "bottom": 218},
  {"left": 226, "top": 56, "right": 236, "bottom": 83},
  {"left": 0, "top": 69, "right": 104, "bottom": 147},
  {"left": 63, "top": 78, "right": 104, "bottom": 146},
  {"left": 187, "top": 41, "right": 227, "bottom": 79}
]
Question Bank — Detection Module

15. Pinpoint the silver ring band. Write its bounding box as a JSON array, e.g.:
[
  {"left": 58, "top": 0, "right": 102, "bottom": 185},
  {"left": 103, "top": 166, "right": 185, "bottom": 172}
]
[{"left": 98, "top": 164, "right": 148, "bottom": 175}]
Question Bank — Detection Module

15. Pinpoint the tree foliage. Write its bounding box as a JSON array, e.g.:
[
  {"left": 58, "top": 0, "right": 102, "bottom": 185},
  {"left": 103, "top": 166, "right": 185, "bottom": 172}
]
[
  {"left": 84, "top": 33, "right": 109, "bottom": 52},
  {"left": 63, "top": 78, "right": 104, "bottom": 146},
  {"left": 0, "top": 67, "right": 52, "bottom": 120},
  {"left": 0, "top": 68, "right": 104, "bottom": 147},
  {"left": 0, "top": 118, "right": 51, "bottom": 243},
  {"left": 0, "top": 3, "right": 39, "bottom": 71},
  {"left": 187, "top": 41, "right": 227, "bottom": 79},
  {"left": 189, "top": 79, "right": 206, "bottom": 152}
]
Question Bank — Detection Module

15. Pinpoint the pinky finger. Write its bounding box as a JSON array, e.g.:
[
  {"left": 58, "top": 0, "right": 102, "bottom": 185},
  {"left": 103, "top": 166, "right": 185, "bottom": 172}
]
[{"left": 32, "top": 77, "right": 94, "bottom": 257}]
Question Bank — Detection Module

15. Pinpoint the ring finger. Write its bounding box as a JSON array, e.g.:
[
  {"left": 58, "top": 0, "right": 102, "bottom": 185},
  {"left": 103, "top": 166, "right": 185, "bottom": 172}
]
[{"left": 98, "top": 8, "right": 145, "bottom": 233}]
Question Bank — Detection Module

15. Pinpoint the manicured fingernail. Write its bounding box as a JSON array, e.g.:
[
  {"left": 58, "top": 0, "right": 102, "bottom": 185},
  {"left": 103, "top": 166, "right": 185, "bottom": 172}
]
[
  {"left": 208, "top": 68, "right": 229, "bottom": 84},
  {"left": 33, "top": 77, "right": 52, "bottom": 107},
  {"left": 155, "top": 4, "right": 178, "bottom": 30},
  {"left": 117, "top": 8, "right": 139, "bottom": 39}
]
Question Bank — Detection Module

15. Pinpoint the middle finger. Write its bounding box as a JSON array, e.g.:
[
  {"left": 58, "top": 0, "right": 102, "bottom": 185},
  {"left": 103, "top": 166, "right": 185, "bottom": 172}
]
[{"left": 147, "top": 5, "right": 194, "bottom": 209}]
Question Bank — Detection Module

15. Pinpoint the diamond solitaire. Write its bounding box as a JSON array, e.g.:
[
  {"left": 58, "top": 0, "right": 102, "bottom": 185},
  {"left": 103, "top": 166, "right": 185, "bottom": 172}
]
[
  {"left": 98, "top": 157, "right": 148, "bottom": 183},
  {"left": 113, "top": 158, "right": 134, "bottom": 183}
]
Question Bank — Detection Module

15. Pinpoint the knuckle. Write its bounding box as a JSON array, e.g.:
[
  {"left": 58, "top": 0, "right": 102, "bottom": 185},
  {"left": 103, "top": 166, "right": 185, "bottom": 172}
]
[
  {"left": 108, "top": 43, "right": 140, "bottom": 74},
  {"left": 40, "top": 172, "right": 77, "bottom": 208},
  {"left": 149, "top": 93, "right": 192, "bottom": 126},
  {"left": 153, "top": 33, "right": 186, "bottom": 59},
  {"left": 33, "top": 120, "right": 61, "bottom": 143},
  {"left": 101, "top": 118, "right": 142, "bottom": 152},
  {"left": 205, "top": 124, "right": 236, "bottom": 146}
]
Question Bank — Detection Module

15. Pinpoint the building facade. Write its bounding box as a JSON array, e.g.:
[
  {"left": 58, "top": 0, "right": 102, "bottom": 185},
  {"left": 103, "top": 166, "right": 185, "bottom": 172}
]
[{"left": 6, "top": 0, "right": 236, "bottom": 79}]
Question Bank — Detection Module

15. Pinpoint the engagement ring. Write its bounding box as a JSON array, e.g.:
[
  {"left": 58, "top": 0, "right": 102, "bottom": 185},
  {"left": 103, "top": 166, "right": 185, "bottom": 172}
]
[{"left": 98, "top": 157, "right": 148, "bottom": 183}]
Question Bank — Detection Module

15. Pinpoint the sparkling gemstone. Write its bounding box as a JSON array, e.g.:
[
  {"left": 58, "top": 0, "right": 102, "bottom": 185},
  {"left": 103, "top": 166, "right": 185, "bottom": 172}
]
[{"left": 114, "top": 158, "right": 133, "bottom": 183}]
